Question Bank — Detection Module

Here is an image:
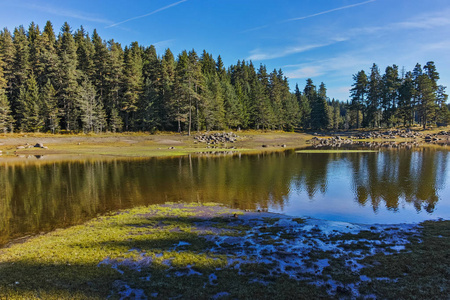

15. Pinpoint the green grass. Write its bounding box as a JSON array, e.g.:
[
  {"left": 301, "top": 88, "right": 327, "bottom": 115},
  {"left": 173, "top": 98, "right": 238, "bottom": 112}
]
[
  {"left": 296, "top": 150, "right": 379, "bottom": 153},
  {"left": 0, "top": 203, "right": 448, "bottom": 299},
  {"left": 359, "top": 220, "right": 450, "bottom": 299}
]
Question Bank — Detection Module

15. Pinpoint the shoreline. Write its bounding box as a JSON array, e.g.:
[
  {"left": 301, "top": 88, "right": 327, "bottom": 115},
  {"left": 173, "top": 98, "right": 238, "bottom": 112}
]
[
  {"left": 1, "top": 128, "right": 449, "bottom": 159},
  {"left": 0, "top": 203, "right": 448, "bottom": 299}
]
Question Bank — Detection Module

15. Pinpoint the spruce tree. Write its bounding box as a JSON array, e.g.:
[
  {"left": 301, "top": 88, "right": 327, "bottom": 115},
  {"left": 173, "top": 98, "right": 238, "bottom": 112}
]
[
  {"left": 38, "top": 21, "right": 59, "bottom": 87},
  {"left": 416, "top": 74, "right": 436, "bottom": 129},
  {"left": 160, "top": 48, "right": 176, "bottom": 130},
  {"left": 74, "top": 26, "right": 94, "bottom": 80},
  {"left": 109, "top": 106, "right": 123, "bottom": 132},
  {"left": 350, "top": 70, "right": 368, "bottom": 128},
  {"left": 11, "top": 26, "right": 30, "bottom": 118},
  {"left": 57, "top": 22, "right": 80, "bottom": 131},
  {"left": 105, "top": 40, "right": 124, "bottom": 116},
  {"left": 91, "top": 29, "right": 109, "bottom": 101},
  {"left": 122, "top": 42, "right": 143, "bottom": 130},
  {"left": 367, "top": 64, "right": 382, "bottom": 127},
  {"left": 0, "top": 55, "right": 13, "bottom": 132},
  {"left": 397, "top": 72, "right": 415, "bottom": 125},
  {"left": 381, "top": 65, "right": 400, "bottom": 126},
  {"left": 41, "top": 79, "right": 59, "bottom": 133},
  {"left": 78, "top": 78, "right": 98, "bottom": 133},
  {"left": 295, "top": 83, "right": 310, "bottom": 129},
  {"left": 0, "top": 29, "right": 15, "bottom": 98},
  {"left": 304, "top": 79, "right": 317, "bottom": 129},
  {"left": 222, "top": 79, "right": 243, "bottom": 129}
]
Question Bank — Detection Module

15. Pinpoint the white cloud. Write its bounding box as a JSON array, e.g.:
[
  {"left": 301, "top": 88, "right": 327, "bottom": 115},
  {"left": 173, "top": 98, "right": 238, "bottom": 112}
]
[
  {"left": 285, "top": 66, "right": 324, "bottom": 79},
  {"left": 27, "top": 3, "right": 111, "bottom": 24},
  {"left": 283, "top": 54, "right": 371, "bottom": 80},
  {"left": 247, "top": 38, "right": 347, "bottom": 61},
  {"left": 152, "top": 39, "right": 175, "bottom": 49}
]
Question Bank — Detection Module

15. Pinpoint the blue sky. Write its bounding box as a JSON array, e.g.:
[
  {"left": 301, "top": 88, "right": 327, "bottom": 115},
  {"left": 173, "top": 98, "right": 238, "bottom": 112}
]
[{"left": 1, "top": 0, "right": 449, "bottom": 101}]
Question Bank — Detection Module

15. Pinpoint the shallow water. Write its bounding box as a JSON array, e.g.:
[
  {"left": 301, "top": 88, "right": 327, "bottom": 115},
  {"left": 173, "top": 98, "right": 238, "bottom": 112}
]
[{"left": 1, "top": 147, "right": 449, "bottom": 246}]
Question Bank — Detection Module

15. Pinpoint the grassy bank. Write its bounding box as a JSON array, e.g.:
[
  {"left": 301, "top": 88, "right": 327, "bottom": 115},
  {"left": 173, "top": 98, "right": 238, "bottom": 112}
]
[
  {"left": 0, "top": 203, "right": 448, "bottom": 299},
  {"left": 0, "top": 131, "right": 310, "bottom": 158}
]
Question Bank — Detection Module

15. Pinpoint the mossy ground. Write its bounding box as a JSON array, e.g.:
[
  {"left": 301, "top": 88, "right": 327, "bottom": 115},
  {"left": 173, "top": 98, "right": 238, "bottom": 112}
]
[{"left": 0, "top": 203, "right": 448, "bottom": 299}]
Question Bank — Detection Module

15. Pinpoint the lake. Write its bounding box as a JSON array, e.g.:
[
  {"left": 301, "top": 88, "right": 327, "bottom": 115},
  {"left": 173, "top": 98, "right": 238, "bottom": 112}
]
[{"left": 1, "top": 147, "right": 449, "bottom": 246}]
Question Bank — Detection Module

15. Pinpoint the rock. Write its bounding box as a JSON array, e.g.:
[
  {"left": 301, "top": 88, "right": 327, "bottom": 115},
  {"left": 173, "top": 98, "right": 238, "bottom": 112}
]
[
  {"left": 34, "top": 143, "right": 44, "bottom": 148},
  {"left": 16, "top": 146, "right": 25, "bottom": 149},
  {"left": 262, "top": 144, "right": 268, "bottom": 148},
  {"left": 281, "top": 144, "right": 286, "bottom": 148},
  {"left": 168, "top": 146, "right": 175, "bottom": 149}
]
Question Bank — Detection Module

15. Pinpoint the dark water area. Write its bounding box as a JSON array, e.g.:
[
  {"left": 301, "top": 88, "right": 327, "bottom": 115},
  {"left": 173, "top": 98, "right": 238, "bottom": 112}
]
[{"left": 1, "top": 148, "right": 449, "bottom": 246}]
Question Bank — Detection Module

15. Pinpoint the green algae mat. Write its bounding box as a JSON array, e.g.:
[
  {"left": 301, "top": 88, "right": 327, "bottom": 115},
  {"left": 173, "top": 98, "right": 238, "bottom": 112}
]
[
  {"left": 0, "top": 203, "right": 448, "bottom": 299},
  {"left": 296, "top": 150, "right": 378, "bottom": 153}
]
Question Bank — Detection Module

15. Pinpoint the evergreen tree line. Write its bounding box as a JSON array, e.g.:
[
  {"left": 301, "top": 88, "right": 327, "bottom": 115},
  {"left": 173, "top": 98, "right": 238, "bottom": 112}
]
[
  {"left": 0, "top": 21, "right": 447, "bottom": 134},
  {"left": 0, "top": 21, "right": 328, "bottom": 134},
  {"left": 350, "top": 62, "right": 449, "bottom": 129}
]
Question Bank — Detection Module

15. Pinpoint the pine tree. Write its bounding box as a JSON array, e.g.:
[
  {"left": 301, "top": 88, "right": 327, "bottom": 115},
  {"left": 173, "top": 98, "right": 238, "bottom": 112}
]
[
  {"left": 397, "top": 71, "right": 414, "bottom": 126},
  {"left": 139, "top": 45, "right": 161, "bottom": 131},
  {"left": 188, "top": 50, "right": 203, "bottom": 134},
  {"left": 381, "top": 65, "right": 400, "bottom": 126},
  {"left": 416, "top": 74, "right": 437, "bottom": 129},
  {"left": 0, "top": 92, "right": 12, "bottom": 133},
  {"left": 216, "top": 55, "right": 226, "bottom": 79},
  {"left": 366, "top": 64, "right": 382, "bottom": 127},
  {"left": 11, "top": 26, "right": 30, "bottom": 118},
  {"left": 222, "top": 79, "right": 243, "bottom": 129},
  {"left": 304, "top": 79, "right": 318, "bottom": 129},
  {"left": 57, "top": 22, "right": 80, "bottom": 131},
  {"left": 160, "top": 48, "right": 176, "bottom": 130},
  {"left": 269, "top": 69, "right": 284, "bottom": 129},
  {"left": 91, "top": 29, "right": 109, "bottom": 101},
  {"left": 74, "top": 26, "right": 94, "bottom": 79},
  {"left": 295, "top": 83, "right": 310, "bottom": 129},
  {"left": 109, "top": 106, "right": 123, "bottom": 132},
  {"left": 15, "top": 74, "right": 42, "bottom": 132},
  {"left": 283, "top": 93, "right": 300, "bottom": 131},
  {"left": 78, "top": 78, "right": 99, "bottom": 133},
  {"left": 0, "top": 29, "right": 15, "bottom": 98},
  {"left": 28, "top": 22, "right": 45, "bottom": 82},
  {"left": 0, "top": 55, "right": 13, "bottom": 132},
  {"left": 202, "top": 73, "right": 225, "bottom": 130},
  {"left": 38, "top": 21, "right": 59, "bottom": 87},
  {"left": 121, "top": 42, "right": 143, "bottom": 130},
  {"left": 310, "top": 82, "right": 330, "bottom": 130},
  {"left": 26, "top": 74, "right": 43, "bottom": 132},
  {"left": 105, "top": 40, "right": 124, "bottom": 116},
  {"left": 350, "top": 70, "right": 368, "bottom": 128},
  {"left": 252, "top": 79, "right": 273, "bottom": 130},
  {"left": 41, "top": 79, "right": 59, "bottom": 133}
]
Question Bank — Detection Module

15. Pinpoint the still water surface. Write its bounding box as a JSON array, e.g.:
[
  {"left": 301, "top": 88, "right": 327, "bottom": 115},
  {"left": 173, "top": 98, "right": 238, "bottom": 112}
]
[{"left": 1, "top": 148, "right": 449, "bottom": 246}]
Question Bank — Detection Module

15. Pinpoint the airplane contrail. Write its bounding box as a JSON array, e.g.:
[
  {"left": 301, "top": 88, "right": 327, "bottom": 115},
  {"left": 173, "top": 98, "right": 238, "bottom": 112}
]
[
  {"left": 106, "top": 0, "right": 188, "bottom": 28},
  {"left": 284, "top": 0, "right": 376, "bottom": 22}
]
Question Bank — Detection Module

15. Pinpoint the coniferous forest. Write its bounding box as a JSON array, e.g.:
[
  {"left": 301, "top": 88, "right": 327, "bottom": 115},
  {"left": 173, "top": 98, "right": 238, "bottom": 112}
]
[{"left": 0, "top": 21, "right": 448, "bottom": 134}]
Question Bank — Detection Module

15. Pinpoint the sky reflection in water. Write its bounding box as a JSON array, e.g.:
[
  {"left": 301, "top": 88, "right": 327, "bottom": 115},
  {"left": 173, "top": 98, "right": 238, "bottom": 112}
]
[{"left": 0, "top": 148, "right": 449, "bottom": 246}]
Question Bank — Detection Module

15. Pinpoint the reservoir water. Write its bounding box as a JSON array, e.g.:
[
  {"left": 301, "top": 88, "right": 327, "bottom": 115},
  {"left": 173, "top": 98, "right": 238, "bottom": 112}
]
[{"left": 1, "top": 147, "right": 449, "bottom": 246}]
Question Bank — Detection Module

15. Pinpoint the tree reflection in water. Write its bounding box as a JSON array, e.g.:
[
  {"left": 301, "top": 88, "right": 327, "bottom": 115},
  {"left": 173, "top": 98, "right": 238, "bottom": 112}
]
[{"left": 0, "top": 148, "right": 448, "bottom": 246}]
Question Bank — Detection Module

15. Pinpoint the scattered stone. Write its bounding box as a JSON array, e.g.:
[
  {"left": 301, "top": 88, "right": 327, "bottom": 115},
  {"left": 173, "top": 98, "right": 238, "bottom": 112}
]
[
  {"left": 168, "top": 146, "right": 175, "bottom": 150},
  {"left": 194, "top": 132, "right": 239, "bottom": 144}
]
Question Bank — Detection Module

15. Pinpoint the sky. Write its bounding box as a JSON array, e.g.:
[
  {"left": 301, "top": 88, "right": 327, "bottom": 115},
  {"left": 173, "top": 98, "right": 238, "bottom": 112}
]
[{"left": 1, "top": 0, "right": 449, "bottom": 101}]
